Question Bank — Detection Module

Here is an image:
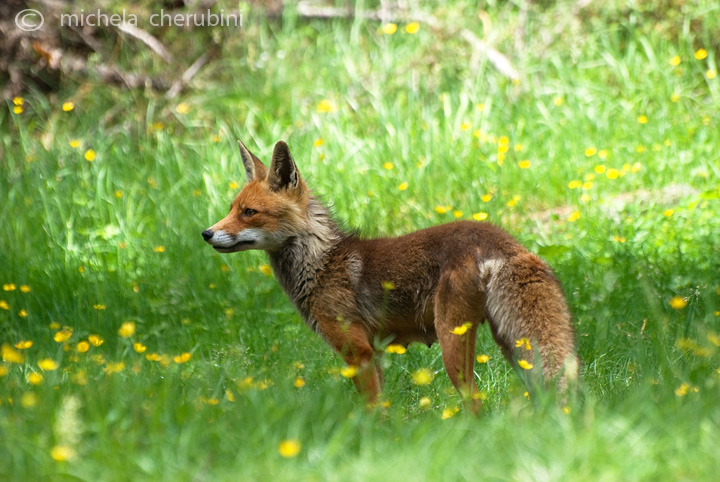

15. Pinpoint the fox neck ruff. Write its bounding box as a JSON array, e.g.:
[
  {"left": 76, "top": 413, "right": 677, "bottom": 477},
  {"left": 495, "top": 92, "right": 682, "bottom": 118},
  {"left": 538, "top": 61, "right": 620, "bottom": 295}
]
[{"left": 266, "top": 196, "right": 343, "bottom": 331}]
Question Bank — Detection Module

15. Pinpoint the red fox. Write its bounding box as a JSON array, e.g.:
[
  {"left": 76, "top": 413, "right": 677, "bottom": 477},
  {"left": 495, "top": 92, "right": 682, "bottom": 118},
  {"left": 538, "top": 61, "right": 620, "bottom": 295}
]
[{"left": 203, "top": 140, "right": 578, "bottom": 409}]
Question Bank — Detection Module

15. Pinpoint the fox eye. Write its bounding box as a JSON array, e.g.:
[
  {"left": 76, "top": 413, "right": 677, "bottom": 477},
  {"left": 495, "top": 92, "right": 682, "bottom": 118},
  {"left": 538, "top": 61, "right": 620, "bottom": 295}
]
[{"left": 242, "top": 208, "right": 257, "bottom": 217}]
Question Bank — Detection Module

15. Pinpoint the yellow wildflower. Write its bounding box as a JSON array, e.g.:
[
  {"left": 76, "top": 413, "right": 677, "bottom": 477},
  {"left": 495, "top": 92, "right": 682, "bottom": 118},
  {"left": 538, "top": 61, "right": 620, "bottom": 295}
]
[
  {"left": 383, "top": 162, "right": 394, "bottom": 170},
  {"left": 294, "top": 377, "right": 305, "bottom": 388},
  {"left": 50, "top": 445, "right": 75, "bottom": 461},
  {"left": 419, "top": 397, "right": 432, "bottom": 410},
  {"left": 0, "top": 300, "right": 8, "bottom": 310},
  {"left": 88, "top": 335, "right": 104, "bottom": 347},
  {"left": 18, "top": 309, "right": 28, "bottom": 317},
  {"left": 382, "top": 23, "right": 398, "bottom": 35},
  {"left": 435, "top": 205, "right": 448, "bottom": 214},
  {"left": 27, "top": 372, "right": 43, "bottom": 385},
  {"left": 382, "top": 281, "right": 395, "bottom": 290},
  {"left": 173, "top": 352, "right": 192, "bottom": 364},
  {"left": 637, "top": 115, "right": 648, "bottom": 124},
  {"left": 398, "top": 182, "right": 409, "bottom": 191},
  {"left": 84, "top": 149, "right": 96, "bottom": 162},
  {"left": 2, "top": 344, "right": 24, "bottom": 363},
  {"left": 694, "top": 49, "right": 708, "bottom": 60},
  {"left": 316, "top": 99, "right": 335, "bottom": 113},
  {"left": 518, "top": 359, "right": 534, "bottom": 370},
  {"left": 3, "top": 284, "right": 16, "bottom": 291},
  {"left": 76, "top": 341, "right": 90, "bottom": 353},
  {"left": 568, "top": 180, "right": 582, "bottom": 190},
  {"left": 386, "top": 344, "right": 407, "bottom": 354},
  {"left": 481, "top": 194, "right": 493, "bottom": 202},
  {"left": 38, "top": 358, "right": 59, "bottom": 371},
  {"left": 515, "top": 338, "right": 532, "bottom": 350},
  {"left": 176, "top": 102, "right": 190, "bottom": 114},
  {"left": 517, "top": 160, "right": 531, "bottom": 169},
  {"left": 669, "top": 56, "right": 681, "bottom": 66},
  {"left": 21, "top": 392, "right": 38, "bottom": 407},
  {"left": 411, "top": 368, "right": 434, "bottom": 385},
  {"left": 62, "top": 102, "right": 75, "bottom": 112},
  {"left": 473, "top": 212, "right": 488, "bottom": 221},
  {"left": 104, "top": 362, "right": 125, "bottom": 374},
  {"left": 340, "top": 366, "right": 357, "bottom": 378},
  {"left": 278, "top": 439, "right": 301, "bottom": 458},
  {"left": 585, "top": 147, "right": 597, "bottom": 157},
  {"left": 259, "top": 264, "right": 272, "bottom": 276},
  {"left": 118, "top": 321, "right": 136, "bottom": 338},
  {"left": 594, "top": 165, "right": 607, "bottom": 174},
  {"left": 663, "top": 209, "right": 674, "bottom": 217},
  {"left": 133, "top": 342, "right": 147, "bottom": 353},
  {"left": 707, "top": 70, "right": 717, "bottom": 80},
  {"left": 450, "top": 322, "right": 472, "bottom": 335},
  {"left": 15, "top": 340, "right": 33, "bottom": 349},
  {"left": 405, "top": 22, "right": 420, "bottom": 34},
  {"left": 153, "top": 246, "right": 165, "bottom": 253},
  {"left": 568, "top": 211, "right": 581, "bottom": 222},
  {"left": 313, "top": 138, "right": 324, "bottom": 147},
  {"left": 606, "top": 168, "right": 620, "bottom": 180},
  {"left": 19, "top": 285, "right": 30, "bottom": 293},
  {"left": 669, "top": 296, "right": 687, "bottom": 309},
  {"left": 54, "top": 328, "right": 73, "bottom": 343},
  {"left": 476, "top": 354, "right": 490, "bottom": 363},
  {"left": 453, "top": 210, "right": 463, "bottom": 218},
  {"left": 441, "top": 406, "right": 459, "bottom": 419}
]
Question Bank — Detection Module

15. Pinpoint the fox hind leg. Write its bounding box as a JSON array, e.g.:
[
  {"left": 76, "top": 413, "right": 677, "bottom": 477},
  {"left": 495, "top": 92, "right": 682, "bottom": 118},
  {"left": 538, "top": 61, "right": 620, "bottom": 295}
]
[{"left": 434, "top": 263, "right": 486, "bottom": 413}]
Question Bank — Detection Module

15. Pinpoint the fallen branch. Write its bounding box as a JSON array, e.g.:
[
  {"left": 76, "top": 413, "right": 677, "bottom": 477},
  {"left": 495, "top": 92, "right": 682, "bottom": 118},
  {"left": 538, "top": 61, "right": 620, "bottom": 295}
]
[
  {"left": 166, "top": 52, "right": 211, "bottom": 99},
  {"left": 49, "top": 44, "right": 169, "bottom": 90},
  {"left": 117, "top": 22, "right": 174, "bottom": 63},
  {"left": 295, "top": 2, "right": 520, "bottom": 81}
]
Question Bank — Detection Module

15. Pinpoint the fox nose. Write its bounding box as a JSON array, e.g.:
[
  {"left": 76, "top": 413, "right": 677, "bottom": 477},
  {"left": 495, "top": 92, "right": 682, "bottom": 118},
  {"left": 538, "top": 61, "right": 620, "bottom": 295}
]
[{"left": 202, "top": 229, "right": 214, "bottom": 242}]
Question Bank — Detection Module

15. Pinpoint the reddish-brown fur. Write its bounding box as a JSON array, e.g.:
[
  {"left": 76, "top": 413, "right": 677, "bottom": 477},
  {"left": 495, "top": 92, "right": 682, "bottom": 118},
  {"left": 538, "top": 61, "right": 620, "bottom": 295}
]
[{"left": 203, "top": 141, "right": 579, "bottom": 410}]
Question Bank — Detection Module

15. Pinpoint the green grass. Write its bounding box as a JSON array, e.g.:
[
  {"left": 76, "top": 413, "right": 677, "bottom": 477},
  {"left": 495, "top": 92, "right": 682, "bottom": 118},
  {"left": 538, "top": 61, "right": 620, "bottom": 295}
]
[{"left": 2, "top": 1, "right": 720, "bottom": 480}]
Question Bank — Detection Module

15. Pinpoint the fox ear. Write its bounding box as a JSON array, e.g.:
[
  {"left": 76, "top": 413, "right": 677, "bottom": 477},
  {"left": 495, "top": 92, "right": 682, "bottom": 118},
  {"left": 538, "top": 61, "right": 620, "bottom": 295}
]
[
  {"left": 238, "top": 140, "right": 268, "bottom": 182},
  {"left": 267, "top": 141, "right": 301, "bottom": 191}
]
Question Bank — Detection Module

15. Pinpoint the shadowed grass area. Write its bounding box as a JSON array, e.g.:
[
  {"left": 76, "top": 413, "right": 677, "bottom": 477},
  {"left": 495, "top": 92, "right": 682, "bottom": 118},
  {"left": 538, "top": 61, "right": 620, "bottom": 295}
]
[{"left": 1, "top": 1, "right": 719, "bottom": 480}]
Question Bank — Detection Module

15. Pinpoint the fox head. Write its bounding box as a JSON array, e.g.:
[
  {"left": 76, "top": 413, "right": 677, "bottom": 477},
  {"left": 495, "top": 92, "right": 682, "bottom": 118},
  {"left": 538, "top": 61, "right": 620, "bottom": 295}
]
[{"left": 202, "top": 140, "right": 309, "bottom": 253}]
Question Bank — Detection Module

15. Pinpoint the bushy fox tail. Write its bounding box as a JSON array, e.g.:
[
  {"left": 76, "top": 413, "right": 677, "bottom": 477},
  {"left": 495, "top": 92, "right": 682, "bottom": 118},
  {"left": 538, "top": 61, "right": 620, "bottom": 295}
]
[{"left": 482, "top": 252, "right": 579, "bottom": 390}]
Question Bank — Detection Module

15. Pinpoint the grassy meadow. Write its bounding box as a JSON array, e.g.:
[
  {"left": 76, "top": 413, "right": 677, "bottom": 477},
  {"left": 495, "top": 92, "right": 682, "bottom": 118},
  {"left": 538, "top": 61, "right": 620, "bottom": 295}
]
[{"left": 2, "top": 1, "right": 720, "bottom": 480}]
